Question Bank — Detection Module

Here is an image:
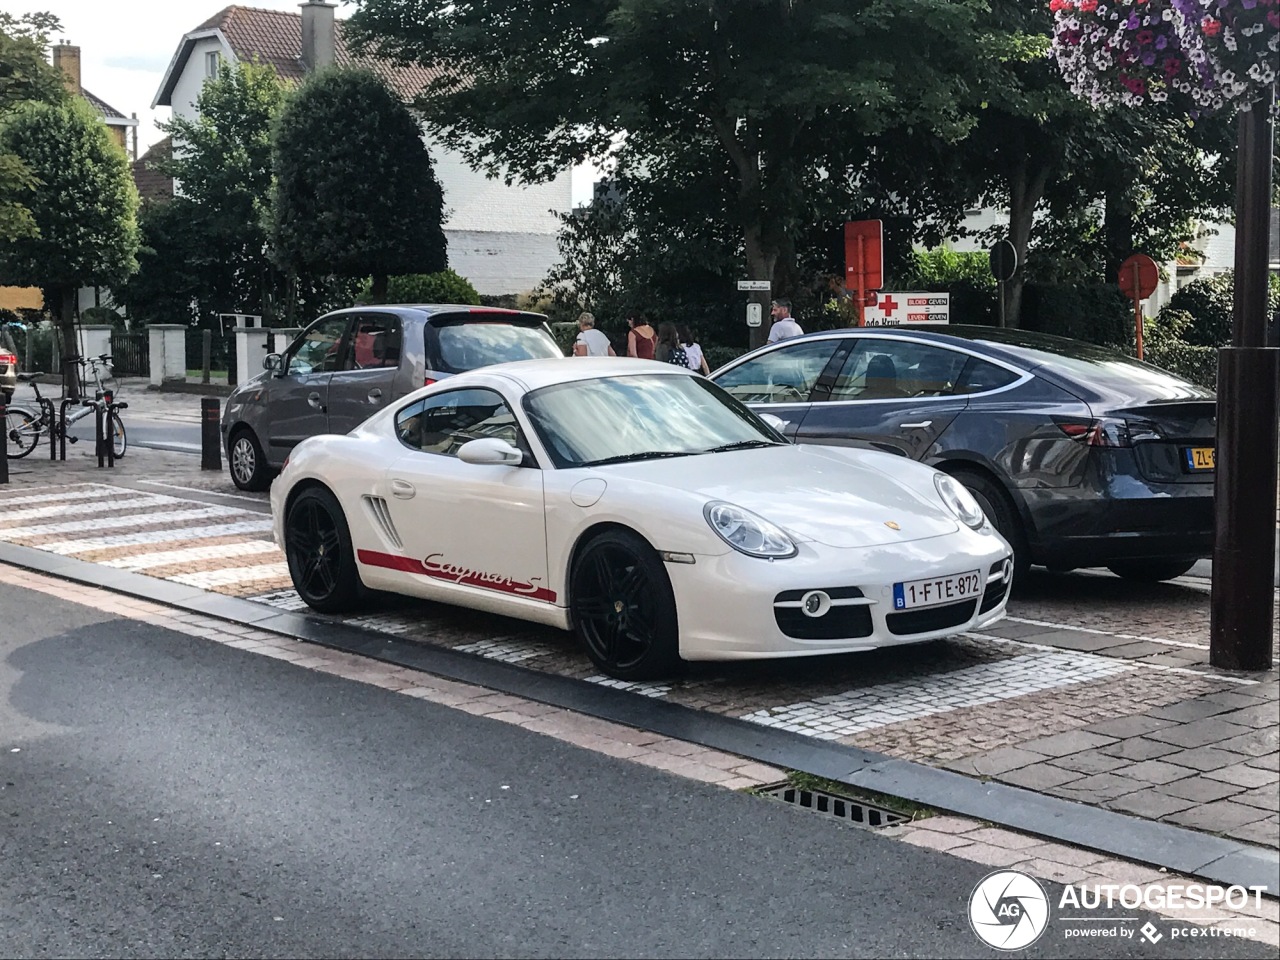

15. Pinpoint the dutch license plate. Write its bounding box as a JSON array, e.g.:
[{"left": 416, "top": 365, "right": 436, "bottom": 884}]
[
  {"left": 893, "top": 570, "right": 981, "bottom": 610},
  {"left": 1184, "top": 447, "right": 1215, "bottom": 472}
]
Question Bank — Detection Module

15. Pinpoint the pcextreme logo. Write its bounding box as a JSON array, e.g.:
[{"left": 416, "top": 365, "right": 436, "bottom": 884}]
[{"left": 969, "top": 870, "right": 1050, "bottom": 951}]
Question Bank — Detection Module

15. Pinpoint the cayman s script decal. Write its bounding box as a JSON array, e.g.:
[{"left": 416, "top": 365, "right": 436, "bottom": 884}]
[{"left": 357, "top": 549, "right": 556, "bottom": 603}]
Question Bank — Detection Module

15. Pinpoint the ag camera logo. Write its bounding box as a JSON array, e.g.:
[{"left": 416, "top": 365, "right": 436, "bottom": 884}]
[{"left": 969, "top": 870, "right": 1050, "bottom": 950}]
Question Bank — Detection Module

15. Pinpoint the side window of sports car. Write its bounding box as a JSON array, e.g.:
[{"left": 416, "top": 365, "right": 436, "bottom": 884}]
[
  {"left": 712, "top": 339, "right": 841, "bottom": 404},
  {"left": 394, "top": 388, "right": 522, "bottom": 457}
]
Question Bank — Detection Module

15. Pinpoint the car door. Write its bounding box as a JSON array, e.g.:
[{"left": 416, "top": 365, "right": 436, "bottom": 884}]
[
  {"left": 709, "top": 337, "right": 849, "bottom": 439},
  {"left": 377, "top": 387, "right": 552, "bottom": 605},
  {"left": 264, "top": 313, "right": 352, "bottom": 455},
  {"left": 326, "top": 311, "right": 404, "bottom": 435},
  {"left": 795, "top": 337, "right": 972, "bottom": 461}
]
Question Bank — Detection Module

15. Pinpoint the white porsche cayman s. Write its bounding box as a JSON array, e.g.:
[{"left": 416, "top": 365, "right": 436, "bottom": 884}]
[{"left": 271, "top": 358, "right": 1013, "bottom": 679}]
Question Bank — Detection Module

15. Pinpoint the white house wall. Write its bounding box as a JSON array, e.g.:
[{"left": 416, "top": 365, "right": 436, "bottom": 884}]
[{"left": 169, "top": 37, "right": 231, "bottom": 122}]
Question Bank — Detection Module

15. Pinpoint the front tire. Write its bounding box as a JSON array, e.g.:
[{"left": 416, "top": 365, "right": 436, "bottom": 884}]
[
  {"left": 229, "top": 427, "right": 271, "bottom": 491},
  {"left": 109, "top": 412, "right": 126, "bottom": 459},
  {"left": 952, "top": 469, "right": 1029, "bottom": 584},
  {"left": 570, "top": 529, "right": 681, "bottom": 680},
  {"left": 1106, "top": 559, "right": 1198, "bottom": 582},
  {"left": 5, "top": 405, "right": 41, "bottom": 459},
  {"left": 284, "top": 486, "right": 361, "bottom": 613}
]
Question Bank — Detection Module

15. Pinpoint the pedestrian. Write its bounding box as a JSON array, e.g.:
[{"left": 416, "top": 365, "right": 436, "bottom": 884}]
[
  {"left": 626, "top": 312, "right": 657, "bottom": 360},
  {"left": 653, "top": 322, "right": 689, "bottom": 367},
  {"left": 677, "top": 324, "right": 710, "bottom": 375},
  {"left": 766, "top": 297, "right": 804, "bottom": 343},
  {"left": 572, "top": 311, "right": 616, "bottom": 357}
]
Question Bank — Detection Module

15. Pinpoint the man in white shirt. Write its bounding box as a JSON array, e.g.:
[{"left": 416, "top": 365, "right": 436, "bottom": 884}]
[
  {"left": 766, "top": 298, "right": 803, "bottom": 343},
  {"left": 572, "top": 312, "right": 616, "bottom": 356}
]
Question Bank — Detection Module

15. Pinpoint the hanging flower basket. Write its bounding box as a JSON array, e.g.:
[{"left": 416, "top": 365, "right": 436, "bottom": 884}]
[{"left": 1051, "top": 0, "right": 1279, "bottom": 115}]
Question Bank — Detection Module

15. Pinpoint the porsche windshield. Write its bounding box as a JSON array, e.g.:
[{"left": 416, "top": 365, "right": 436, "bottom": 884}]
[{"left": 523, "top": 373, "right": 783, "bottom": 469}]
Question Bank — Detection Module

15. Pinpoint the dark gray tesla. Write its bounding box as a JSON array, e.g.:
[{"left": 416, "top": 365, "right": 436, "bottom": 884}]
[
  {"left": 221, "top": 304, "right": 563, "bottom": 490},
  {"left": 710, "top": 326, "right": 1216, "bottom": 582}
]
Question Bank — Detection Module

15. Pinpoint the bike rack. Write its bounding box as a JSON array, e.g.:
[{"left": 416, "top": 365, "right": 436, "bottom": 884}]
[{"left": 58, "top": 398, "right": 79, "bottom": 462}]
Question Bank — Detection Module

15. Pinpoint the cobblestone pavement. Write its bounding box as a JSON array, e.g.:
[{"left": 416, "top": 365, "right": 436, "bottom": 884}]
[{"left": 1, "top": 447, "right": 1276, "bottom": 858}]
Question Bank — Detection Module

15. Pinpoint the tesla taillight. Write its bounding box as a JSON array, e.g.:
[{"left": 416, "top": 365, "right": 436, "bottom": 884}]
[{"left": 1054, "top": 417, "right": 1161, "bottom": 448}]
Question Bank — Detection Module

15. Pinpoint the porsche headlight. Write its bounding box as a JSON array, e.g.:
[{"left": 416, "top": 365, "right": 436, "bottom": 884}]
[
  {"left": 935, "top": 474, "right": 987, "bottom": 530},
  {"left": 703, "top": 500, "right": 797, "bottom": 559}
]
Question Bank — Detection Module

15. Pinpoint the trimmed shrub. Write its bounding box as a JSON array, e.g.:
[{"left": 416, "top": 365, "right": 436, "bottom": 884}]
[
  {"left": 361, "top": 269, "right": 481, "bottom": 306},
  {"left": 1019, "top": 283, "right": 1132, "bottom": 348}
]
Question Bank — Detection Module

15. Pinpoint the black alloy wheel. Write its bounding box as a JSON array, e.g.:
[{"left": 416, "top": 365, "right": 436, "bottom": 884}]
[
  {"left": 229, "top": 427, "right": 271, "bottom": 491},
  {"left": 1106, "top": 559, "right": 1198, "bottom": 582},
  {"left": 285, "top": 486, "right": 361, "bottom": 613},
  {"left": 570, "top": 529, "right": 680, "bottom": 680}
]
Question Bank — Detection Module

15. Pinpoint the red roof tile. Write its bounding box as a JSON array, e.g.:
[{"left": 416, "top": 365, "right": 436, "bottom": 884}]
[{"left": 132, "top": 137, "right": 174, "bottom": 204}]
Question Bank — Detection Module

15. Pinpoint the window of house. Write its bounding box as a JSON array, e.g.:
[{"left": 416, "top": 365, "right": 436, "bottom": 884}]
[{"left": 205, "top": 51, "right": 221, "bottom": 78}]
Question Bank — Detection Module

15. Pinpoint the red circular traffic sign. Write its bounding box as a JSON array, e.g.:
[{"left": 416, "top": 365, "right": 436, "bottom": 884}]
[{"left": 1118, "top": 254, "right": 1159, "bottom": 300}]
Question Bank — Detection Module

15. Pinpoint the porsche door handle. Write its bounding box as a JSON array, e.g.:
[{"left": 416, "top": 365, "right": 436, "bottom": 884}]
[
  {"left": 307, "top": 392, "right": 326, "bottom": 412},
  {"left": 391, "top": 479, "right": 415, "bottom": 500},
  {"left": 899, "top": 420, "right": 933, "bottom": 429}
]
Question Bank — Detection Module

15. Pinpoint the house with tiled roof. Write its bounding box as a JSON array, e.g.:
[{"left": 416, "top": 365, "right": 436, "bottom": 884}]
[{"left": 151, "top": 2, "right": 572, "bottom": 295}]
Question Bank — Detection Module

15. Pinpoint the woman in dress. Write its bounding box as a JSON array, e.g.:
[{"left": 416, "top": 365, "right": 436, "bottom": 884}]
[
  {"left": 626, "top": 312, "right": 656, "bottom": 360},
  {"left": 677, "top": 324, "right": 711, "bottom": 375}
]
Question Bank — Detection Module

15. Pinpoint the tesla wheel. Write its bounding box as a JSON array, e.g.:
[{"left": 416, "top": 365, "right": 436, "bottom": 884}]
[
  {"left": 5, "top": 405, "right": 41, "bottom": 459},
  {"left": 570, "top": 529, "right": 681, "bottom": 681},
  {"left": 229, "top": 427, "right": 271, "bottom": 491},
  {"left": 952, "top": 469, "right": 1030, "bottom": 584},
  {"left": 1106, "top": 559, "right": 1198, "bottom": 582},
  {"left": 284, "top": 486, "right": 361, "bottom": 614}
]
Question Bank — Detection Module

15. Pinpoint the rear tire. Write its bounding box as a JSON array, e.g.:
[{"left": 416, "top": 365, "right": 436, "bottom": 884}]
[
  {"left": 952, "top": 469, "right": 1029, "bottom": 584},
  {"left": 229, "top": 427, "right": 271, "bottom": 491},
  {"left": 1106, "top": 559, "right": 1197, "bottom": 582},
  {"left": 109, "top": 412, "right": 126, "bottom": 459},
  {"left": 284, "top": 486, "right": 362, "bottom": 613},
  {"left": 5, "top": 405, "right": 41, "bottom": 459},
  {"left": 570, "top": 529, "right": 681, "bottom": 680}
]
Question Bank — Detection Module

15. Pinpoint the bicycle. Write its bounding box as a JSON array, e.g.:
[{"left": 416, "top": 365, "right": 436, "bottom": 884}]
[{"left": 4, "top": 354, "right": 127, "bottom": 460}]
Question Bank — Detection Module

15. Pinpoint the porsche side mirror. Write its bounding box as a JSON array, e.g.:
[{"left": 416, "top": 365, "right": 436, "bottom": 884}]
[
  {"left": 759, "top": 413, "right": 790, "bottom": 433},
  {"left": 457, "top": 437, "right": 523, "bottom": 466}
]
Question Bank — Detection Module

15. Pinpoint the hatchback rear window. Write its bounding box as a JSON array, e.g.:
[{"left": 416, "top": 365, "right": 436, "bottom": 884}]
[{"left": 430, "top": 317, "right": 563, "bottom": 372}]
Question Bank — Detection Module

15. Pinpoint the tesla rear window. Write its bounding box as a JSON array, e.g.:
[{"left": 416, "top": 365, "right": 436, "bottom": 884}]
[
  {"left": 1021, "top": 348, "right": 1212, "bottom": 398},
  {"left": 432, "top": 321, "right": 563, "bottom": 372}
]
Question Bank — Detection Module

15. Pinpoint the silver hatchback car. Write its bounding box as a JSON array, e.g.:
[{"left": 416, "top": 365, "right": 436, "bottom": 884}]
[{"left": 221, "top": 304, "right": 563, "bottom": 490}]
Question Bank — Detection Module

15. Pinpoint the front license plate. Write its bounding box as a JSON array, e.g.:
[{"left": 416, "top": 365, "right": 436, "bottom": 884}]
[
  {"left": 893, "top": 570, "right": 981, "bottom": 610},
  {"left": 1184, "top": 447, "right": 1215, "bottom": 472}
]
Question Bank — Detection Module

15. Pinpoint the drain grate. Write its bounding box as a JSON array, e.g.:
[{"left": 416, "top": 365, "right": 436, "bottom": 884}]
[{"left": 761, "top": 782, "right": 910, "bottom": 829}]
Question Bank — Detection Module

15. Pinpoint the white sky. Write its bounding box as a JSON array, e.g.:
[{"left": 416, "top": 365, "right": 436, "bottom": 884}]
[{"left": 35, "top": 0, "right": 595, "bottom": 204}]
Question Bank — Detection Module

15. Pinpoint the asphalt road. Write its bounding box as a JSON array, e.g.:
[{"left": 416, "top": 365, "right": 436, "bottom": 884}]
[{"left": 0, "top": 582, "right": 1272, "bottom": 960}]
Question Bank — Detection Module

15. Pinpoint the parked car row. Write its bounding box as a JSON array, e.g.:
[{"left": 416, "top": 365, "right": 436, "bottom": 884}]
[{"left": 228, "top": 304, "right": 1216, "bottom": 678}]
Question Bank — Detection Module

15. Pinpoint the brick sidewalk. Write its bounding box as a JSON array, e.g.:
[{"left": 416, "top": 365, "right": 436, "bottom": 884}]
[{"left": 1, "top": 447, "right": 1276, "bottom": 858}]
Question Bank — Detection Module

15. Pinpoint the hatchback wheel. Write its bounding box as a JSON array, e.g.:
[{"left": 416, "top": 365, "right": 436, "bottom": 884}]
[
  {"left": 1106, "top": 559, "right": 1198, "bottom": 582},
  {"left": 285, "top": 487, "right": 361, "bottom": 613},
  {"left": 229, "top": 428, "right": 271, "bottom": 491},
  {"left": 571, "top": 529, "right": 680, "bottom": 680}
]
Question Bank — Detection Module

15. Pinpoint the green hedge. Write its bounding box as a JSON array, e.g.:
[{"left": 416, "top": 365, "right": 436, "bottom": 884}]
[
  {"left": 1019, "top": 283, "right": 1132, "bottom": 348},
  {"left": 362, "top": 269, "right": 481, "bottom": 306}
]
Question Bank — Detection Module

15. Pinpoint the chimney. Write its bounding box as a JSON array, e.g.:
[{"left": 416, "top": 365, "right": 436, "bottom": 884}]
[
  {"left": 52, "top": 42, "right": 82, "bottom": 94},
  {"left": 300, "top": 2, "right": 337, "bottom": 72}
]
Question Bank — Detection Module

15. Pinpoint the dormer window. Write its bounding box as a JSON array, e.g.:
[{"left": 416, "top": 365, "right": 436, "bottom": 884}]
[{"left": 205, "top": 50, "right": 221, "bottom": 78}]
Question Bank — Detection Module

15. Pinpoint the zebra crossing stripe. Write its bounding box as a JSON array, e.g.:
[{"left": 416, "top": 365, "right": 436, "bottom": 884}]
[
  {"left": 0, "top": 495, "right": 172, "bottom": 524},
  {"left": 168, "top": 563, "right": 292, "bottom": 589},
  {"left": 101, "top": 540, "right": 280, "bottom": 571},
  {"left": 42, "top": 520, "right": 275, "bottom": 555},
  {"left": 0, "top": 506, "right": 251, "bottom": 539},
  {"left": 0, "top": 486, "right": 120, "bottom": 508}
]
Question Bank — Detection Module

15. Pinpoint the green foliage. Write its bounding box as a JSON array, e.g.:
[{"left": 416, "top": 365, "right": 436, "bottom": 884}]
[
  {"left": 1157, "top": 271, "right": 1280, "bottom": 348},
  {"left": 0, "top": 11, "right": 68, "bottom": 243},
  {"left": 272, "top": 67, "right": 447, "bottom": 291},
  {"left": 0, "top": 98, "right": 139, "bottom": 290},
  {"left": 364, "top": 269, "right": 481, "bottom": 306},
  {"left": 120, "top": 62, "right": 287, "bottom": 329},
  {"left": 79, "top": 305, "right": 125, "bottom": 330},
  {"left": 1018, "top": 282, "right": 1132, "bottom": 348}
]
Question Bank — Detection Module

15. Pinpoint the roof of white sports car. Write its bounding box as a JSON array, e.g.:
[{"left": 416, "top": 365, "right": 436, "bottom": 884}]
[{"left": 472, "top": 357, "right": 696, "bottom": 392}]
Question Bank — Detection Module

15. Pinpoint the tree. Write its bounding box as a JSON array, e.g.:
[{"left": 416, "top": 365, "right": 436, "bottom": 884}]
[
  {"left": 0, "top": 99, "right": 139, "bottom": 397},
  {"left": 119, "top": 62, "right": 287, "bottom": 333},
  {"left": 0, "top": 11, "right": 67, "bottom": 243},
  {"left": 349, "top": 0, "right": 985, "bottom": 294},
  {"left": 271, "top": 67, "right": 447, "bottom": 305}
]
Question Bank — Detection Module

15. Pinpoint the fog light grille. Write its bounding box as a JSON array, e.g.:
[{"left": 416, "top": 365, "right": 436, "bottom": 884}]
[{"left": 760, "top": 782, "right": 909, "bottom": 829}]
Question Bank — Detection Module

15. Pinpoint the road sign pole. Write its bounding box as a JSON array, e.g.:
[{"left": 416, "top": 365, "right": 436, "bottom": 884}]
[
  {"left": 1132, "top": 262, "right": 1144, "bottom": 360},
  {"left": 997, "top": 280, "right": 1006, "bottom": 329},
  {"left": 856, "top": 234, "right": 866, "bottom": 328}
]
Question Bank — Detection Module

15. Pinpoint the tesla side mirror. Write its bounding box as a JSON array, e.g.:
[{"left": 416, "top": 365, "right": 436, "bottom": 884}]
[
  {"left": 263, "top": 353, "right": 283, "bottom": 376},
  {"left": 457, "top": 437, "right": 524, "bottom": 466}
]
